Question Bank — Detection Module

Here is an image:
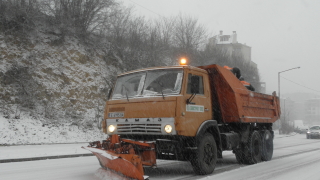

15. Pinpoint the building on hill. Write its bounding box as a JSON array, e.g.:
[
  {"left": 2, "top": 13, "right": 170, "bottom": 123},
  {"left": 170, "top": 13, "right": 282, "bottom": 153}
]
[
  {"left": 208, "top": 31, "right": 265, "bottom": 93},
  {"left": 208, "top": 31, "right": 256, "bottom": 68}
]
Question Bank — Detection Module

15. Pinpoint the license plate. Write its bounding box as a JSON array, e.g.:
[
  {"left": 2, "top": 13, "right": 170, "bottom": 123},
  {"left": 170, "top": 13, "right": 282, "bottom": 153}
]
[{"left": 108, "top": 112, "right": 124, "bottom": 118}]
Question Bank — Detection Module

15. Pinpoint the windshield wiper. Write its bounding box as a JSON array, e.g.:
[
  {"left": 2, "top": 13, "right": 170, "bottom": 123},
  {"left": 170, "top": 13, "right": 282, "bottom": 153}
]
[
  {"left": 156, "top": 81, "right": 165, "bottom": 99},
  {"left": 122, "top": 84, "right": 129, "bottom": 101}
]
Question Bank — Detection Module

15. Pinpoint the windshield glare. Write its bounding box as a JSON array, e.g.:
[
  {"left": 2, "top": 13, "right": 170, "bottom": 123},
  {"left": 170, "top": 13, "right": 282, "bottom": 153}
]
[{"left": 111, "top": 69, "right": 183, "bottom": 99}]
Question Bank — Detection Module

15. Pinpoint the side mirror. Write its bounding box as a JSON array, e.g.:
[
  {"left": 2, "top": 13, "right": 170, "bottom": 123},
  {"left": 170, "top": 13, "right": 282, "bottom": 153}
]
[{"left": 190, "top": 76, "right": 199, "bottom": 94}]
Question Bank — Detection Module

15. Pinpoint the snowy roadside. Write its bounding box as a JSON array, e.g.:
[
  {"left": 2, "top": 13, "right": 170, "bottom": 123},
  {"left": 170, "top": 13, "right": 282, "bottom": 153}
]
[
  {"left": 273, "top": 129, "right": 297, "bottom": 138},
  {"left": 0, "top": 116, "right": 108, "bottom": 145},
  {"left": 0, "top": 143, "right": 93, "bottom": 162},
  {"left": 0, "top": 115, "right": 107, "bottom": 162}
]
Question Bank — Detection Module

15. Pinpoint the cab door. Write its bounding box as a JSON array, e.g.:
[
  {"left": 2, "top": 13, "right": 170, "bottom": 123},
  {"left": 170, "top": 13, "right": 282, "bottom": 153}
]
[{"left": 182, "top": 69, "right": 212, "bottom": 136}]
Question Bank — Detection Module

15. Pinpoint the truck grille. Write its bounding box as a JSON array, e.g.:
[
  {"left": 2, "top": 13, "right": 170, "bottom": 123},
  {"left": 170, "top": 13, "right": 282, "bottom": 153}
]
[{"left": 117, "top": 124, "right": 162, "bottom": 134}]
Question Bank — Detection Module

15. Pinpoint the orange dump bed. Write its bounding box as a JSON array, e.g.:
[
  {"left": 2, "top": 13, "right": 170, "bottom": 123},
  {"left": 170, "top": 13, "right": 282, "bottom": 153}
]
[{"left": 198, "top": 64, "right": 280, "bottom": 124}]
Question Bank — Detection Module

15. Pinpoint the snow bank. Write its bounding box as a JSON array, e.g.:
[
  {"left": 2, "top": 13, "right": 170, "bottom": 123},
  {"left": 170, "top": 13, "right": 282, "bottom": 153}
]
[{"left": 0, "top": 115, "right": 108, "bottom": 145}]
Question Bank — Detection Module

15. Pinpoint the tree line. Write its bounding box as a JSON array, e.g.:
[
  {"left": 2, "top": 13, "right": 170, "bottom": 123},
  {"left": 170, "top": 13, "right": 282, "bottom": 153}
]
[{"left": 0, "top": 0, "right": 261, "bottom": 92}]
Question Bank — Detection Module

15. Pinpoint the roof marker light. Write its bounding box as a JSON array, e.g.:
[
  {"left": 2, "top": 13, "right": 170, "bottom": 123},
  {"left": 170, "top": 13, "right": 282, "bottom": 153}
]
[{"left": 180, "top": 58, "right": 187, "bottom": 65}]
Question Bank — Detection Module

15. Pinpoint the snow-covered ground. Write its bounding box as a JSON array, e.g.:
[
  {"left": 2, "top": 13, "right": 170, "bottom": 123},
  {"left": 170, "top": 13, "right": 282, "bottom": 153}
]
[{"left": 0, "top": 116, "right": 108, "bottom": 145}]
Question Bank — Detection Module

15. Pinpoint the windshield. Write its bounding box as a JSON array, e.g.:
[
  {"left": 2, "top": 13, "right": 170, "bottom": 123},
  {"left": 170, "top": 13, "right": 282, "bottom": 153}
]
[
  {"left": 310, "top": 126, "right": 320, "bottom": 130},
  {"left": 111, "top": 69, "right": 183, "bottom": 99}
]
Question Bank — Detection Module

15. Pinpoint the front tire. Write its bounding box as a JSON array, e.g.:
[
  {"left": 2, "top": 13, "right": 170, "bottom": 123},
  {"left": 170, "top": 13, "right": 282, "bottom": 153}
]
[{"left": 190, "top": 133, "right": 217, "bottom": 175}]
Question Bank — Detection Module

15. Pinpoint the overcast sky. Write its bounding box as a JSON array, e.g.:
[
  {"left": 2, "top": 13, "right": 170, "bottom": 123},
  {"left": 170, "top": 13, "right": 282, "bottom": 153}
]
[{"left": 121, "top": 0, "right": 320, "bottom": 96}]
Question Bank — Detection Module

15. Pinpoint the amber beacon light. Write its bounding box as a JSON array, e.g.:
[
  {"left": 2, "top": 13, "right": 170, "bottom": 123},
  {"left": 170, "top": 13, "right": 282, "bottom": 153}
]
[{"left": 180, "top": 58, "right": 187, "bottom": 65}]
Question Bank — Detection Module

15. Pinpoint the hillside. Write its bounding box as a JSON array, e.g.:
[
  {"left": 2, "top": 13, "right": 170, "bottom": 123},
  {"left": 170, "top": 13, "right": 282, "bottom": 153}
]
[{"left": 0, "top": 29, "right": 115, "bottom": 144}]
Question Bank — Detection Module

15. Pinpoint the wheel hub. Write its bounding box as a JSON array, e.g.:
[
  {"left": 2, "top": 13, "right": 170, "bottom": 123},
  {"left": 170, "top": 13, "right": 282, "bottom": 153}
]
[{"left": 204, "top": 143, "right": 214, "bottom": 164}]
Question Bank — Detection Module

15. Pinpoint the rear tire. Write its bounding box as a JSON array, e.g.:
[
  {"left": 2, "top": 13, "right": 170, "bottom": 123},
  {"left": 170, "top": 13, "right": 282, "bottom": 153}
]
[
  {"left": 244, "top": 131, "right": 262, "bottom": 164},
  {"left": 190, "top": 133, "right": 217, "bottom": 175},
  {"left": 235, "top": 143, "right": 247, "bottom": 164},
  {"left": 261, "top": 130, "right": 273, "bottom": 161}
]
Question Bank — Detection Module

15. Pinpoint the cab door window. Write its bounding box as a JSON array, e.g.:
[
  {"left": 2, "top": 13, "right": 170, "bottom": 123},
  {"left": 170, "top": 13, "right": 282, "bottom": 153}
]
[{"left": 186, "top": 73, "right": 204, "bottom": 95}]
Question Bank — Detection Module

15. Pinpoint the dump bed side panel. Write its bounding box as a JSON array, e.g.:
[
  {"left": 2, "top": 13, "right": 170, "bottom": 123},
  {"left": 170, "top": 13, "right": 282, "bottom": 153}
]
[
  {"left": 239, "top": 91, "right": 280, "bottom": 123},
  {"left": 198, "top": 64, "right": 280, "bottom": 124}
]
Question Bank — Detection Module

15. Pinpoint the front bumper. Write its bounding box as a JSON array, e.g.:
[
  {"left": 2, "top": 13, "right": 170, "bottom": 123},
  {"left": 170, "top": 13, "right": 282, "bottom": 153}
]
[
  {"left": 308, "top": 132, "right": 320, "bottom": 138},
  {"left": 106, "top": 117, "right": 176, "bottom": 135}
]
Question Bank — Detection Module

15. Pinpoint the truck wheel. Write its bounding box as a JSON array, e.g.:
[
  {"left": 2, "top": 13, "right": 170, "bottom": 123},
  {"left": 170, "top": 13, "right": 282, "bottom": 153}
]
[
  {"left": 190, "top": 133, "right": 217, "bottom": 175},
  {"left": 261, "top": 130, "right": 273, "bottom": 161},
  {"left": 234, "top": 143, "right": 247, "bottom": 164},
  {"left": 246, "top": 131, "right": 262, "bottom": 164}
]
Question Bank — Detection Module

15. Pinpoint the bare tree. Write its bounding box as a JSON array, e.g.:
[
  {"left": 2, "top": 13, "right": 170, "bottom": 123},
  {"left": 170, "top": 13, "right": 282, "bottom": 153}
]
[
  {"left": 173, "top": 14, "right": 207, "bottom": 49},
  {"left": 172, "top": 14, "right": 208, "bottom": 65},
  {"left": 40, "top": 0, "right": 117, "bottom": 39},
  {"left": 0, "top": 0, "right": 41, "bottom": 33},
  {"left": 151, "top": 17, "right": 177, "bottom": 65},
  {"left": 155, "top": 17, "right": 175, "bottom": 48}
]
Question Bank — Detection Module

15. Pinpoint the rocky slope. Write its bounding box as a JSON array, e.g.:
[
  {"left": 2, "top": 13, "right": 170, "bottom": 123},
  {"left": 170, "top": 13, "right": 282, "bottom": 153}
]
[{"left": 0, "top": 29, "right": 116, "bottom": 144}]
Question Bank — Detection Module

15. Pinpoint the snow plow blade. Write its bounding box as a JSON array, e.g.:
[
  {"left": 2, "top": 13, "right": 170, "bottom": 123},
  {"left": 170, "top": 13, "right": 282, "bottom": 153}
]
[{"left": 82, "top": 134, "right": 156, "bottom": 180}]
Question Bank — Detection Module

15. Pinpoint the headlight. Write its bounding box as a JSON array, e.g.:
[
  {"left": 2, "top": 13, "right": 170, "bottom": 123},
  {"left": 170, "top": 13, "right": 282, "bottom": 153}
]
[
  {"left": 164, "top": 124, "right": 172, "bottom": 133},
  {"left": 108, "top": 125, "right": 116, "bottom": 133},
  {"left": 307, "top": 131, "right": 310, "bottom": 134}
]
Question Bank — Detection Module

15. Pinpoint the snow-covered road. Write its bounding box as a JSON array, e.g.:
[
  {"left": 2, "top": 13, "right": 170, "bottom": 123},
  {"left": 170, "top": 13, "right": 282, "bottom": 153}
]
[
  {"left": 1, "top": 133, "right": 320, "bottom": 180},
  {"left": 0, "top": 157, "right": 101, "bottom": 180},
  {"left": 207, "top": 149, "right": 320, "bottom": 180}
]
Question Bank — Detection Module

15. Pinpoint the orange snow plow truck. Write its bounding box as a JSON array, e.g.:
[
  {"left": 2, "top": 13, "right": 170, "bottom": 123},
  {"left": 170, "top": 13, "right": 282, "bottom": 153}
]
[{"left": 83, "top": 63, "right": 280, "bottom": 180}]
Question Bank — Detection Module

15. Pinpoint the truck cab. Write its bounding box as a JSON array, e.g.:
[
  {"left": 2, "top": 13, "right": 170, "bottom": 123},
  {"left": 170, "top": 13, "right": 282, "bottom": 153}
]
[{"left": 103, "top": 65, "right": 215, "bottom": 140}]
